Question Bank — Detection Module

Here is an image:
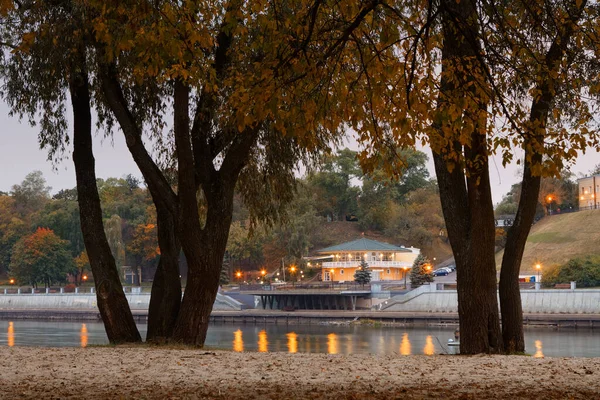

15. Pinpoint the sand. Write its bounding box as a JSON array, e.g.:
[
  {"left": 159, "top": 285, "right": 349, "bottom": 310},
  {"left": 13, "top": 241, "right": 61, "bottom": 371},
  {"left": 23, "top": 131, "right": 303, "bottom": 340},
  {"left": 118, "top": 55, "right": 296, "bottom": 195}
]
[{"left": 0, "top": 347, "right": 598, "bottom": 399}]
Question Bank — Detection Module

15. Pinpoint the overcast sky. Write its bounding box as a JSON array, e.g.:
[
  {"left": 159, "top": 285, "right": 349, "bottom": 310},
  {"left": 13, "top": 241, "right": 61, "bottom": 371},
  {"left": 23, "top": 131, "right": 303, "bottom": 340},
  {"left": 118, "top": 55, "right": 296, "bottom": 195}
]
[{"left": 0, "top": 100, "right": 598, "bottom": 204}]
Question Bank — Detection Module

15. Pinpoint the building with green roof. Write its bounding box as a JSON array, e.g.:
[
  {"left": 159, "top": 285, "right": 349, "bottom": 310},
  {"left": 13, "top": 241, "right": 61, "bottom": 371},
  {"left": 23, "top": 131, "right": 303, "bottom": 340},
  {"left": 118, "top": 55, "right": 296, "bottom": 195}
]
[{"left": 315, "top": 237, "right": 420, "bottom": 282}]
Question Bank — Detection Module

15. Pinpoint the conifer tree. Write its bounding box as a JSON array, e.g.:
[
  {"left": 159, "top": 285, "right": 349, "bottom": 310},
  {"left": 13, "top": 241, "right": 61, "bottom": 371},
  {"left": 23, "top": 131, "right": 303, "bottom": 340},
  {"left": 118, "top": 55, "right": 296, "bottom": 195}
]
[
  {"left": 354, "top": 260, "right": 372, "bottom": 286},
  {"left": 410, "top": 254, "right": 433, "bottom": 286}
]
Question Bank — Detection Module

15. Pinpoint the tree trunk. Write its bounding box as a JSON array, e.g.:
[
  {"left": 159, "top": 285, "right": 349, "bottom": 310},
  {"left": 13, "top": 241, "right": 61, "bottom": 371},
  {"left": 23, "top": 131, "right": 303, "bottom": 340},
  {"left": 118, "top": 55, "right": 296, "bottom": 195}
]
[
  {"left": 430, "top": 0, "right": 502, "bottom": 354},
  {"left": 499, "top": 1, "right": 586, "bottom": 352},
  {"left": 147, "top": 210, "right": 181, "bottom": 341},
  {"left": 499, "top": 161, "right": 540, "bottom": 353},
  {"left": 146, "top": 206, "right": 181, "bottom": 342},
  {"left": 69, "top": 55, "right": 141, "bottom": 344},
  {"left": 462, "top": 138, "right": 503, "bottom": 354},
  {"left": 98, "top": 61, "right": 182, "bottom": 342},
  {"left": 171, "top": 181, "right": 235, "bottom": 345}
]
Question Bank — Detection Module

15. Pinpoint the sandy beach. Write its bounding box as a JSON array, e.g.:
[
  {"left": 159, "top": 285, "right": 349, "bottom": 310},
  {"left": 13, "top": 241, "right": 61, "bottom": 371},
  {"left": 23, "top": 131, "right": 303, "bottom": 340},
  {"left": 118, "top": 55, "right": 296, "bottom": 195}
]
[{"left": 0, "top": 347, "right": 598, "bottom": 399}]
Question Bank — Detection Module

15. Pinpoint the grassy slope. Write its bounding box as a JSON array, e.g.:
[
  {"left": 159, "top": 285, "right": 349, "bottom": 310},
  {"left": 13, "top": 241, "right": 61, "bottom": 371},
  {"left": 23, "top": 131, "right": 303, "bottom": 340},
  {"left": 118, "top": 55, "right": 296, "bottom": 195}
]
[{"left": 496, "top": 210, "right": 600, "bottom": 273}]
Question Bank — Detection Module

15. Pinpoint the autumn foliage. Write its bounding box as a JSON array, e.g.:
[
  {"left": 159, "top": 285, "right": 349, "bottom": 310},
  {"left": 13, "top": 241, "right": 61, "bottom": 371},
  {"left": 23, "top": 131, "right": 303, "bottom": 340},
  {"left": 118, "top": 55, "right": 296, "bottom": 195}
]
[{"left": 9, "top": 227, "right": 76, "bottom": 287}]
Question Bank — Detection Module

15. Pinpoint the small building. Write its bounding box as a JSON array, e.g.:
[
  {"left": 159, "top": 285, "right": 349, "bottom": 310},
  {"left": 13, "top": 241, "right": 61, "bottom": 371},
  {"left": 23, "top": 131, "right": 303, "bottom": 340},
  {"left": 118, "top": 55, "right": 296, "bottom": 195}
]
[
  {"left": 315, "top": 238, "right": 420, "bottom": 282},
  {"left": 578, "top": 175, "right": 600, "bottom": 209}
]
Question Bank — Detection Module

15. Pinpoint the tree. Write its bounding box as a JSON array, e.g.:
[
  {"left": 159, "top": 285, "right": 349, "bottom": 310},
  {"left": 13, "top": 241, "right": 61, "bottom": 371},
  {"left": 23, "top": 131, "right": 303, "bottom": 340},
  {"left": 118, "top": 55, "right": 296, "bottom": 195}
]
[
  {"left": 0, "top": 195, "right": 26, "bottom": 274},
  {"left": 219, "top": 265, "right": 230, "bottom": 285},
  {"left": 354, "top": 260, "right": 371, "bottom": 286},
  {"left": 104, "top": 215, "right": 126, "bottom": 267},
  {"left": 10, "top": 171, "right": 51, "bottom": 217},
  {"left": 35, "top": 198, "right": 84, "bottom": 258},
  {"left": 74, "top": 250, "right": 90, "bottom": 285},
  {"left": 410, "top": 254, "right": 433, "bottom": 286},
  {"left": 89, "top": 0, "right": 383, "bottom": 346},
  {"left": 307, "top": 149, "right": 361, "bottom": 221},
  {"left": 346, "top": 0, "right": 597, "bottom": 354},
  {"left": 0, "top": 2, "right": 141, "bottom": 343},
  {"left": 9, "top": 228, "right": 75, "bottom": 287}
]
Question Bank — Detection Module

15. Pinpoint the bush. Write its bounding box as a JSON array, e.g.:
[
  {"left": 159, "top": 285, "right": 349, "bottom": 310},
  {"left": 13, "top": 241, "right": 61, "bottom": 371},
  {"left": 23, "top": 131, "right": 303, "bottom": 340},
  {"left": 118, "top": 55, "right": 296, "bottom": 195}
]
[{"left": 542, "top": 256, "right": 600, "bottom": 288}]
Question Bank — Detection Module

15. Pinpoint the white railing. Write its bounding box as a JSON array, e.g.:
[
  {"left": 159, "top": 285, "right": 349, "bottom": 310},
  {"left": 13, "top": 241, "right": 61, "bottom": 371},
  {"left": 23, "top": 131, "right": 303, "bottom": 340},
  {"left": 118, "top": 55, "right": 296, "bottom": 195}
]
[{"left": 323, "top": 261, "right": 412, "bottom": 268}]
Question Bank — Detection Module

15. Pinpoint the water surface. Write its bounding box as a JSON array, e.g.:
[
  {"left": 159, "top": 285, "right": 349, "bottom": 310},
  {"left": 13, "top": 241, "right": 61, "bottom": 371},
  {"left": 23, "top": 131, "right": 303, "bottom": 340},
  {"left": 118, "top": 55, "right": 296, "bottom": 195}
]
[{"left": 0, "top": 320, "right": 597, "bottom": 357}]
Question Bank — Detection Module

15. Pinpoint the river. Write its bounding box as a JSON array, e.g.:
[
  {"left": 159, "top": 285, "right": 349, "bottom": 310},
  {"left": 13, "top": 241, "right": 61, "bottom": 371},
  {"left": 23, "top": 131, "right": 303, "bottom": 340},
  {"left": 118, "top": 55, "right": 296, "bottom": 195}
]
[{"left": 0, "top": 320, "right": 597, "bottom": 357}]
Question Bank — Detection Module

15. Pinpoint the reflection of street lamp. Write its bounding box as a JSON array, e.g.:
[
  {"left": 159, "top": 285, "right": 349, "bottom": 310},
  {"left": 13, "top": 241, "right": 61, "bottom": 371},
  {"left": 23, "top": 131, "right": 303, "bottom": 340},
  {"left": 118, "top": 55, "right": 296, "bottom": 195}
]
[{"left": 535, "top": 263, "right": 541, "bottom": 283}]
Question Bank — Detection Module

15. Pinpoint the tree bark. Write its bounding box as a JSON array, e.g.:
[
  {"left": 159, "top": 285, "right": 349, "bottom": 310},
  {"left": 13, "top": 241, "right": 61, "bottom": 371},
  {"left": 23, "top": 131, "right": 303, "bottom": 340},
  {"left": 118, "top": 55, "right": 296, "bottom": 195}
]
[
  {"left": 171, "top": 179, "right": 236, "bottom": 345},
  {"left": 98, "top": 62, "right": 182, "bottom": 341},
  {"left": 499, "top": 1, "right": 586, "bottom": 352},
  {"left": 69, "top": 55, "right": 141, "bottom": 344},
  {"left": 431, "top": 0, "right": 503, "bottom": 354},
  {"left": 146, "top": 206, "right": 181, "bottom": 342}
]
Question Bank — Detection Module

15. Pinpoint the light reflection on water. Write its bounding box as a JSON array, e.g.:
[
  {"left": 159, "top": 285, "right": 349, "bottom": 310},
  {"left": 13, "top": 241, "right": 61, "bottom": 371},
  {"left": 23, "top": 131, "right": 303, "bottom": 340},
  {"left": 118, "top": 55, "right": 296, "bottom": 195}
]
[
  {"left": 7, "top": 322, "right": 14, "bottom": 347},
  {"left": 534, "top": 340, "right": 544, "bottom": 358},
  {"left": 80, "top": 324, "right": 88, "bottom": 348},
  {"left": 400, "top": 332, "right": 411, "bottom": 355},
  {"left": 233, "top": 329, "right": 243, "bottom": 352},
  {"left": 0, "top": 320, "right": 598, "bottom": 357}
]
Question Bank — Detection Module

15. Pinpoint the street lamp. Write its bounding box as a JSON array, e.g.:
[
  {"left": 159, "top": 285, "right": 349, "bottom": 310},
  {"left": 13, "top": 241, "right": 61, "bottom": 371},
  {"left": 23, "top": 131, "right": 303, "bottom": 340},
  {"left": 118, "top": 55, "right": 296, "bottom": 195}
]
[
  {"left": 535, "top": 263, "right": 541, "bottom": 283},
  {"left": 9, "top": 278, "right": 14, "bottom": 285},
  {"left": 403, "top": 266, "right": 409, "bottom": 289},
  {"left": 236, "top": 271, "right": 242, "bottom": 281},
  {"left": 82, "top": 275, "right": 88, "bottom": 282},
  {"left": 260, "top": 269, "right": 267, "bottom": 277},
  {"left": 546, "top": 195, "right": 553, "bottom": 214}
]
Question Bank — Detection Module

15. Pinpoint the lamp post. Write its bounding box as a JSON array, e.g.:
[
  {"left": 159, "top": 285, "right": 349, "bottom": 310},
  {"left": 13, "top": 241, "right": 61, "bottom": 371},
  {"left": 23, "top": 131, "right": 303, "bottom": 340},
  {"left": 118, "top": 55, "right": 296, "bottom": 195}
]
[
  {"left": 403, "top": 266, "right": 409, "bottom": 289},
  {"left": 236, "top": 271, "right": 242, "bottom": 282},
  {"left": 535, "top": 263, "right": 541, "bottom": 283},
  {"left": 546, "top": 195, "right": 553, "bottom": 214}
]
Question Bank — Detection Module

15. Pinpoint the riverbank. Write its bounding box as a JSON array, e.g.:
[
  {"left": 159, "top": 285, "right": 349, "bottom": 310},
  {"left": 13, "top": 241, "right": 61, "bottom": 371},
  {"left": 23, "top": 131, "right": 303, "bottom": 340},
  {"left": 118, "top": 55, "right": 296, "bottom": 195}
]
[
  {"left": 0, "top": 346, "right": 598, "bottom": 399},
  {"left": 2, "top": 309, "right": 600, "bottom": 329}
]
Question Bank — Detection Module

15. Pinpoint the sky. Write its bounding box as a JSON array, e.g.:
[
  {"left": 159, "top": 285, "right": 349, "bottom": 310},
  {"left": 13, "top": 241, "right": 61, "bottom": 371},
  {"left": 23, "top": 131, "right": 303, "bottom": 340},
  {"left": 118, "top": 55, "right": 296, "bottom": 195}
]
[{"left": 0, "top": 99, "right": 599, "bottom": 204}]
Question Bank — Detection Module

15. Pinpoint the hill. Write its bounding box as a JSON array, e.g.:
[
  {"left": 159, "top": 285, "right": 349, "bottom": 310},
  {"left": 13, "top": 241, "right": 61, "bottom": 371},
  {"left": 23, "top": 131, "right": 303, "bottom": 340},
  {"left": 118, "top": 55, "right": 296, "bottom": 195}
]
[{"left": 496, "top": 210, "right": 600, "bottom": 273}]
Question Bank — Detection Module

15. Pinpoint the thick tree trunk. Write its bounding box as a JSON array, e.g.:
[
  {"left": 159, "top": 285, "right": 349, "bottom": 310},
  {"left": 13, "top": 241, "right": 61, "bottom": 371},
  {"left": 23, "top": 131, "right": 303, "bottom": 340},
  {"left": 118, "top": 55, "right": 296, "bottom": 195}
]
[
  {"left": 171, "top": 179, "right": 235, "bottom": 345},
  {"left": 146, "top": 206, "right": 181, "bottom": 342},
  {"left": 499, "top": 1, "right": 585, "bottom": 352},
  {"left": 462, "top": 139, "right": 503, "bottom": 354},
  {"left": 499, "top": 161, "right": 540, "bottom": 353},
  {"left": 99, "top": 62, "right": 182, "bottom": 341},
  {"left": 431, "top": 0, "right": 502, "bottom": 354},
  {"left": 69, "top": 58, "right": 141, "bottom": 344}
]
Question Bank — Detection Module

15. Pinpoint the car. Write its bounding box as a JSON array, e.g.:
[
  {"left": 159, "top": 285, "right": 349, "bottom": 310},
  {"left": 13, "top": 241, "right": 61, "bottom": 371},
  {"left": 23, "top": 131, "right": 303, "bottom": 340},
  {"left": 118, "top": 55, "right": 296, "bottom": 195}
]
[
  {"left": 433, "top": 268, "right": 449, "bottom": 276},
  {"left": 446, "top": 264, "right": 456, "bottom": 271}
]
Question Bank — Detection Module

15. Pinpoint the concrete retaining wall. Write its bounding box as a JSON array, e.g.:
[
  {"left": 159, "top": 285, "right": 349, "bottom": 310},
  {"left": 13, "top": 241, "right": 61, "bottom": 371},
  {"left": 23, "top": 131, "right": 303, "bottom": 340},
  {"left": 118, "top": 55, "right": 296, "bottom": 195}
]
[
  {"left": 381, "top": 287, "right": 600, "bottom": 314},
  {"left": 0, "top": 292, "right": 243, "bottom": 311}
]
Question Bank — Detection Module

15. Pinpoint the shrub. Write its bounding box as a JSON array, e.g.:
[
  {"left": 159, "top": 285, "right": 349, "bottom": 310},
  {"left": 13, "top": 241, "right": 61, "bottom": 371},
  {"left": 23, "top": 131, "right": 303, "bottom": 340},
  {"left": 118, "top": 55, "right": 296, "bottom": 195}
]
[{"left": 541, "top": 256, "right": 600, "bottom": 288}]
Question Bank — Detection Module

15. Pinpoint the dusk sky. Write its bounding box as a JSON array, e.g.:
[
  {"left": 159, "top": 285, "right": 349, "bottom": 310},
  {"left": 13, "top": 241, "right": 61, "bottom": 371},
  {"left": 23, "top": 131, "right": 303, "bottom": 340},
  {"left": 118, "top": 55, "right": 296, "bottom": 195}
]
[{"left": 0, "top": 100, "right": 598, "bottom": 204}]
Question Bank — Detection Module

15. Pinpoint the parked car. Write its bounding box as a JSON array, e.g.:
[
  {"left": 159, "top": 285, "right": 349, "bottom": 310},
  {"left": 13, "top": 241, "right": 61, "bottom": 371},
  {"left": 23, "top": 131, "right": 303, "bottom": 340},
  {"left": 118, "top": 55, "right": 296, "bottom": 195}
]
[
  {"left": 433, "top": 268, "right": 449, "bottom": 276},
  {"left": 446, "top": 264, "right": 456, "bottom": 271}
]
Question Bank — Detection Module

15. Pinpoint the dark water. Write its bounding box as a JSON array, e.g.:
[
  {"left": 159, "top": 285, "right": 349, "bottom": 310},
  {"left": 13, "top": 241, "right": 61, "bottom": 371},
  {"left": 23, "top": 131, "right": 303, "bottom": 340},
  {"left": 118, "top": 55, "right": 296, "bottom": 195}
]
[{"left": 0, "top": 320, "right": 597, "bottom": 357}]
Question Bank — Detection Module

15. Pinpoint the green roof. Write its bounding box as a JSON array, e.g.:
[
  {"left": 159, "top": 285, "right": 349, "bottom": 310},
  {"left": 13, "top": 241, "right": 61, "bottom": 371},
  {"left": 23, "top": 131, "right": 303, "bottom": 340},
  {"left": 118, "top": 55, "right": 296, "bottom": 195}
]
[{"left": 316, "top": 238, "right": 411, "bottom": 253}]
